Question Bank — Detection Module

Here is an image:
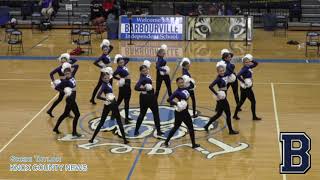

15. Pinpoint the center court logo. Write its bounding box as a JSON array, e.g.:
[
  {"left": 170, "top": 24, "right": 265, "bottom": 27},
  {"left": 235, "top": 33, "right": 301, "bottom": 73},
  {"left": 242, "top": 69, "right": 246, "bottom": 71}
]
[{"left": 59, "top": 106, "right": 249, "bottom": 159}]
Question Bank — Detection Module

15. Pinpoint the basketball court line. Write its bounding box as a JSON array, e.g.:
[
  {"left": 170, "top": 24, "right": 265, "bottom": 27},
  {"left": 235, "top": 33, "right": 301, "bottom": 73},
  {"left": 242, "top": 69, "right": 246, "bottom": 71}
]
[
  {"left": 126, "top": 138, "right": 148, "bottom": 180},
  {"left": 271, "top": 83, "right": 287, "bottom": 180},
  {"left": 29, "top": 35, "right": 49, "bottom": 50},
  {"left": 0, "top": 93, "right": 59, "bottom": 154}
]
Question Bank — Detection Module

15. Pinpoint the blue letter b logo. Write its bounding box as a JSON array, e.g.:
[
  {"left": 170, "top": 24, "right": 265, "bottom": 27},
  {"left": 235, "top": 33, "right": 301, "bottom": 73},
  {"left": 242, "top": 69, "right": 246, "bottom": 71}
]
[{"left": 280, "top": 132, "right": 311, "bottom": 174}]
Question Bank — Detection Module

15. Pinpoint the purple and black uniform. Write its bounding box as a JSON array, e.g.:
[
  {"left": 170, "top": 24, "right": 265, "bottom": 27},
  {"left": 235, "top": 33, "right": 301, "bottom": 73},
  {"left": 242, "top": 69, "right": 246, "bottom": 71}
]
[
  {"left": 97, "top": 82, "right": 113, "bottom": 100},
  {"left": 89, "top": 81, "right": 128, "bottom": 144},
  {"left": 224, "top": 60, "right": 235, "bottom": 76},
  {"left": 156, "top": 56, "right": 167, "bottom": 73},
  {"left": 134, "top": 74, "right": 162, "bottom": 136},
  {"left": 41, "top": 0, "right": 52, "bottom": 8},
  {"left": 90, "top": 46, "right": 114, "bottom": 104},
  {"left": 113, "top": 57, "right": 130, "bottom": 79},
  {"left": 204, "top": 75, "right": 238, "bottom": 134},
  {"left": 168, "top": 88, "right": 190, "bottom": 106},
  {"left": 47, "top": 58, "right": 78, "bottom": 116},
  {"left": 233, "top": 60, "right": 260, "bottom": 120},
  {"left": 165, "top": 87, "right": 198, "bottom": 148},
  {"left": 182, "top": 68, "right": 197, "bottom": 116},
  {"left": 222, "top": 59, "right": 240, "bottom": 106},
  {"left": 113, "top": 57, "right": 131, "bottom": 121},
  {"left": 155, "top": 56, "right": 172, "bottom": 98},
  {"left": 93, "top": 54, "right": 111, "bottom": 68},
  {"left": 135, "top": 74, "right": 153, "bottom": 93},
  {"left": 209, "top": 75, "right": 228, "bottom": 96},
  {"left": 55, "top": 77, "right": 76, "bottom": 92},
  {"left": 49, "top": 58, "right": 78, "bottom": 81},
  {"left": 182, "top": 68, "right": 191, "bottom": 77},
  {"left": 53, "top": 75, "right": 81, "bottom": 137},
  {"left": 237, "top": 60, "right": 258, "bottom": 83},
  {"left": 93, "top": 45, "right": 113, "bottom": 68}
]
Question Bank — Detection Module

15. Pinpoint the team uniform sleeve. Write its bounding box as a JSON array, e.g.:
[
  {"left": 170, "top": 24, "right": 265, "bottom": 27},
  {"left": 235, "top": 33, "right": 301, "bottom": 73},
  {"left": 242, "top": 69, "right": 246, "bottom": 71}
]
[
  {"left": 187, "top": 81, "right": 195, "bottom": 90},
  {"left": 224, "top": 63, "right": 235, "bottom": 76},
  {"left": 49, "top": 67, "right": 60, "bottom": 81},
  {"left": 237, "top": 68, "right": 246, "bottom": 83},
  {"left": 105, "top": 56, "right": 111, "bottom": 64},
  {"left": 97, "top": 85, "right": 107, "bottom": 101},
  {"left": 55, "top": 79, "right": 67, "bottom": 91},
  {"left": 167, "top": 92, "right": 177, "bottom": 106},
  {"left": 107, "top": 45, "right": 114, "bottom": 54},
  {"left": 112, "top": 68, "right": 120, "bottom": 80},
  {"left": 71, "top": 64, "right": 79, "bottom": 77},
  {"left": 123, "top": 57, "right": 130, "bottom": 66},
  {"left": 134, "top": 79, "right": 145, "bottom": 91},
  {"left": 209, "top": 79, "right": 218, "bottom": 95},
  {"left": 93, "top": 56, "right": 103, "bottom": 68},
  {"left": 229, "top": 63, "right": 235, "bottom": 72},
  {"left": 156, "top": 58, "right": 166, "bottom": 72},
  {"left": 249, "top": 60, "right": 258, "bottom": 68},
  {"left": 69, "top": 57, "right": 78, "bottom": 64},
  {"left": 182, "top": 69, "right": 190, "bottom": 76}
]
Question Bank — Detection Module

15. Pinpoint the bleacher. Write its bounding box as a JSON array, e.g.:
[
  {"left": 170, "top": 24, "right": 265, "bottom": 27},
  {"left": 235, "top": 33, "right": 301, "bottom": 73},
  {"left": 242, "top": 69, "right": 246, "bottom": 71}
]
[
  {"left": 0, "top": 0, "right": 91, "bottom": 28},
  {"left": 301, "top": 0, "right": 320, "bottom": 22},
  {"left": 125, "top": 0, "right": 301, "bottom": 27},
  {"left": 1, "top": 0, "right": 320, "bottom": 30}
]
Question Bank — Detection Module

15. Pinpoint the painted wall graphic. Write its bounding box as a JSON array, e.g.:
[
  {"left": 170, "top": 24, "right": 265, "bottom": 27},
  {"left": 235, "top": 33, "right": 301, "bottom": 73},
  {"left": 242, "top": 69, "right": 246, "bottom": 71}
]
[{"left": 186, "top": 16, "right": 253, "bottom": 41}]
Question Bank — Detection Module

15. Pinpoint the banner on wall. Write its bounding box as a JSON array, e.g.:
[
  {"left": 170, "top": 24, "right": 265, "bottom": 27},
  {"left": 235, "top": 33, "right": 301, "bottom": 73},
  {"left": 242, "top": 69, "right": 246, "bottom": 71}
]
[
  {"left": 186, "top": 16, "right": 253, "bottom": 41},
  {"left": 119, "top": 15, "right": 185, "bottom": 40}
]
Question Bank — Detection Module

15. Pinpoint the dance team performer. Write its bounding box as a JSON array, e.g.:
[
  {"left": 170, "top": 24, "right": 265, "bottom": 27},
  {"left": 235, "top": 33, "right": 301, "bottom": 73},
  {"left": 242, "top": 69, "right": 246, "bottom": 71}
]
[
  {"left": 233, "top": 54, "right": 262, "bottom": 121},
  {"left": 112, "top": 54, "right": 132, "bottom": 123},
  {"left": 89, "top": 68, "right": 129, "bottom": 144},
  {"left": 90, "top": 39, "right": 114, "bottom": 105},
  {"left": 47, "top": 48, "right": 263, "bottom": 147},
  {"left": 47, "top": 53, "right": 78, "bottom": 117}
]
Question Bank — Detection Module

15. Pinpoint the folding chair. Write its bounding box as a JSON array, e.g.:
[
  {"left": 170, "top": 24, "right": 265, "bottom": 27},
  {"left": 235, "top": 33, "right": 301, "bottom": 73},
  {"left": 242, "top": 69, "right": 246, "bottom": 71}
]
[
  {"left": 4, "top": 24, "right": 16, "bottom": 41},
  {"left": 70, "top": 21, "right": 82, "bottom": 43},
  {"left": 76, "top": 29, "right": 92, "bottom": 55},
  {"left": 31, "top": 4, "right": 42, "bottom": 33},
  {"left": 7, "top": 30, "right": 24, "bottom": 54},
  {"left": 305, "top": 32, "right": 320, "bottom": 56},
  {"left": 274, "top": 15, "right": 288, "bottom": 37}
]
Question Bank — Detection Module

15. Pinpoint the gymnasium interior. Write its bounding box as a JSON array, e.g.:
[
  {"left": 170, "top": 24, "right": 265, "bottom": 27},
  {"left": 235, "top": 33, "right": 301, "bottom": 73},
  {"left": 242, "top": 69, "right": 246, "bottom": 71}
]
[{"left": 0, "top": 0, "right": 319, "bottom": 179}]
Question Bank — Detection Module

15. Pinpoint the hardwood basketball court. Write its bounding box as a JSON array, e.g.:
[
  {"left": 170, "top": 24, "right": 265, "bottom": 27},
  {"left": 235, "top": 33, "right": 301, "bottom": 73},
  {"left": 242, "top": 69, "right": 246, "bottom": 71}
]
[{"left": 0, "top": 29, "right": 319, "bottom": 180}]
